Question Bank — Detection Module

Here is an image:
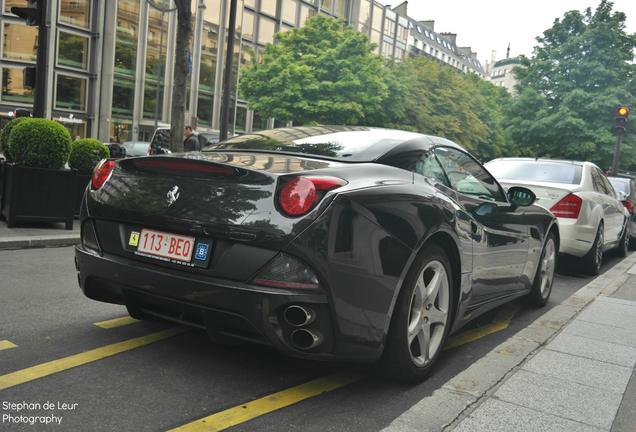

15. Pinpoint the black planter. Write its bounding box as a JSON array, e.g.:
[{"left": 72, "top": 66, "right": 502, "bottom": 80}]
[
  {"left": 0, "top": 159, "right": 5, "bottom": 220},
  {"left": 75, "top": 174, "right": 91, "bottom": 217},
  {"left": 1, "top": 164, "right": 77, "bottom": 229}
]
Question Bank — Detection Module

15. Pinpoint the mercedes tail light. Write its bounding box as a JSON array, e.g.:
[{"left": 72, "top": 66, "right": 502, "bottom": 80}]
[
  {"left": 551, "top": 194, "right": 582, "bottom": 219},
  {"left": 279, "top": 176, "right": 347, "bottom": 216},
  {"left": 92, "top": 159, "right": 115, "bottom": 189},
  {"left": 622, "top": 200, "right": 634, "bottom": 213}
]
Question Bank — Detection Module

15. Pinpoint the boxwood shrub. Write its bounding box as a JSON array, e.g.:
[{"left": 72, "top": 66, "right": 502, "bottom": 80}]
[
  {"left": 8, "top": 118, "right": 72, "bottom": 169},
  {"left": 0, "top": 117, "right": 30, "bottom": 162},
  {"left": 68, "top": 139, "right": 110, "bottom": 175}
]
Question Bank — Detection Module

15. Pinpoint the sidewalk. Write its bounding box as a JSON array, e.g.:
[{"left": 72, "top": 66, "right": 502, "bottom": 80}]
[
  {"left": 383, "top": 252, "right": 636, "bottom": 432},
  {"left": 0, "top": 218, "right": 80, "bottom": 250},
  {"left": 2, "top": 221, "right": 636, "bottom": 431}
]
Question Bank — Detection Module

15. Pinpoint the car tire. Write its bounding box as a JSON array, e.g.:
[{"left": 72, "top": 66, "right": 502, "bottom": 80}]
[
  {"left": 526, "top": 232, "right": 557, "bottom": 307},
  {"left": 582, "top": 224, "right": 604, "bottom": 275},
  {"left": 616, "top": 223, "right": 629, "bottom": 258},
  {"left": 378, "top": 244, "right": 453, "bottom": 382}
]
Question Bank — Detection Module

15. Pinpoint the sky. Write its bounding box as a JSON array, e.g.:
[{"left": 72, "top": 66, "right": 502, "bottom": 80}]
[{"left": 377, "top": 0, "right": 636, "bottom": 65}]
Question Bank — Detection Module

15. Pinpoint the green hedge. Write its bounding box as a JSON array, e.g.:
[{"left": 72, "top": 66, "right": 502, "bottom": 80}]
[
  {"left": 68, "top": 139, "right": 109, "bottom": 175},
  {"left": 0, "top": 117, "right": 30, "bottom": 162},
  {"left": 8, "top": 118, "right": 72, "bottom": 169}
]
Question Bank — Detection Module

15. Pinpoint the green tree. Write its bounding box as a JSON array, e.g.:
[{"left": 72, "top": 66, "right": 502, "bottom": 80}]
[
  {"left": 506, "top": 0, "right": 636, "bottom": 169},
  {"left": 239, "top": 14, "right": 387, "bottom": 125},
  {"left": 395, "top": 56, "right": 489, "bottom": 154}
]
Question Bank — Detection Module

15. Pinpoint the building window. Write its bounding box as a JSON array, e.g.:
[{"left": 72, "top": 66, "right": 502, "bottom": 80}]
[
  {"left": 260, "top": 0, "right": 277, "bottom": 17},
  {"left": 235, "top": 106, "right": 247, "bottom": 132},
  {"left": 334, "top": 0, "right": 346, "bottom": 17},
  {"left": 112, "top": 77, "right": 134, "bottom": 115},
  {"left": 59, "top": 0, "right": 90, "bottom": 29},
  {"left": 300, "top": 4, "right": 315, "bottom": 25},
  {"left": 55, "top": 74, "right": 86, "bottom": 111},
  {"left": 241, "top": 11, "right": 254, "bottom": 40},
  {"left": 321, "top": 0, "right": 332, "bottom": 13},
  {"left": 2, "top": 23, "right": 37, "bottom": 61},
  {"left": 57, "top": 31, "right": 89, "bottom": 70},
  {"left": 258, "top": 17, "right": 276, "bottom": 45},
  {"left": 143, "top": 82, "right": 163, "bottom": 119},
  {"left": 1, "top": 67, "right": 33, "bottom": 104},
  {"left": 282, "top": 0, "right": 297, "bottom": 25}
]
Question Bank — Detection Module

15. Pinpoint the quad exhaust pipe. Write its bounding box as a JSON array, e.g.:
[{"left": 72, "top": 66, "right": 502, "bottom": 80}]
[
  {"left": 291, "top": 329, "right": 323, "bottom": 350},
  {"left": 283, "top": 305, "right": 316, "bottom": 327}
]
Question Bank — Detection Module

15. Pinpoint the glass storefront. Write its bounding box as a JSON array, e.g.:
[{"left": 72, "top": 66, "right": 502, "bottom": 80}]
[{"left": 1, "top": 0, "right": 442, "bottom": 143}]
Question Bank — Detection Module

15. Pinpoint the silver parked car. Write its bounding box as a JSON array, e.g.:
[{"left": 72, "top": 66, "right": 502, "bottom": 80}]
[
  {"left": 486, "top": 158, "right": 630, "bottom": 275},
  {"left": 608, "top": 176, "right": 636, "bottom": 249}
]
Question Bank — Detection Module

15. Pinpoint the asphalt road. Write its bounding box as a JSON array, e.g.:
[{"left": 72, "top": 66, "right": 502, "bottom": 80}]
[{"left": 0, "top": 246, "right": 621, "bottom": 431}]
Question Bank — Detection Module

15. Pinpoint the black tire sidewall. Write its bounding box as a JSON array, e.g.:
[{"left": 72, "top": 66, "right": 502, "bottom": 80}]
[{"left": 379, "top": 244, "right": 453, "bottom": 382}]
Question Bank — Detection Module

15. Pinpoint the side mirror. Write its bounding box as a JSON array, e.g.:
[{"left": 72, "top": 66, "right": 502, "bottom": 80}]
[{"left": 508, "top": 186, "right": 537, "bottom": 207}]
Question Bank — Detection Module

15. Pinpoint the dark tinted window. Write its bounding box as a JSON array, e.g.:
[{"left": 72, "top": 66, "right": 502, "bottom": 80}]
[{"left": 487, "top": 160, "right": 582, "bottom": 185}]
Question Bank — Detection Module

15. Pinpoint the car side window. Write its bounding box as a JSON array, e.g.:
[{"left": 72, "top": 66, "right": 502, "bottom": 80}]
[
  {"left": 433, "top": 147, "right": 506, "bottom": 202},
  {"left": 414, "top": 152, "right": 450, "bottom": 187},
  {"left": 599, "top": 173, "right": 617, "bottom": 198},
  {"left": 592, "top": 168, "right": 614, "bottom": 197}
]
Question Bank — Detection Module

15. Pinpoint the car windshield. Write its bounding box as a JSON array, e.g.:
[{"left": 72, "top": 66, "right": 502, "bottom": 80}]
[
  {"left": 487, "top": 160, "right": 582, "bottom": 185},
  {"left": 207, "top": 127, "right": 424, "bottom": 162}
]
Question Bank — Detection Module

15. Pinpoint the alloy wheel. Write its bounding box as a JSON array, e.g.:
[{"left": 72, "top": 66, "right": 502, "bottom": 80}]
[{"left": 407, "top": 260, "right": 450, "bottom": 366}]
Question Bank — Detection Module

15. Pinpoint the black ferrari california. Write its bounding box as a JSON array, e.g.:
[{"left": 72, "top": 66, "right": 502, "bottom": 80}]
[{"left": 75, "top": 126, "right": 559, "bottom": 382}]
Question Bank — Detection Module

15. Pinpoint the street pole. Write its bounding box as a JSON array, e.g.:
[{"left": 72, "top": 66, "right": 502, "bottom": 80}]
[
  {"left": 32, "top": 0, "right": 48, "bottom": 118},
  {"left": 611, "top": 133, "right": 623, "bottom": 176},
  {"left": 219, "top": 0, "right": 238, "bottom": 142}
]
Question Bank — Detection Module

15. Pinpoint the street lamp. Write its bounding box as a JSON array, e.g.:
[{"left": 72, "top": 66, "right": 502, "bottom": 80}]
[{"left": 147, "top": 0, "right": 177, "bottom": 135}]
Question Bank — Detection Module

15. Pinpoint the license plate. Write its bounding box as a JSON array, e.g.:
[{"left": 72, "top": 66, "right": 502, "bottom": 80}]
[{"left": 137, "top": 229, "right": 195, "bottom": 262}]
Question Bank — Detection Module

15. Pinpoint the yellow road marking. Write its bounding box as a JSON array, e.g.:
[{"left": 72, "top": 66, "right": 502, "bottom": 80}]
[
  {"left": 167, "top": 368, "right": 371, "bottom": 432},
  {"left": 444, "top": 304, "right": 520, "bottom": 351},
  {"left": 0, "top": 327, "right": 186, "bottom": 391},
  {"left": 94, "top": 316, "right": 140, "bottom": 329},
  {"left": 0, "top": 340, "right": 18, "bottom": 351}
]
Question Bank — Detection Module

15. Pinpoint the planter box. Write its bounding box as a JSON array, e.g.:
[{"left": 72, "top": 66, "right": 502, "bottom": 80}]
[
  {"left": 0, "top": 159, "right": 5, "bottom": 220},
  {"left": 75, "top": 174, "right": 91, "bottom": 217},
  {"left": 1, "top": 164, "right": 77, "bottom": 229}
]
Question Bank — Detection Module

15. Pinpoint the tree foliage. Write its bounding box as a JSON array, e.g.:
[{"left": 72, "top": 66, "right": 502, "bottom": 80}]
[
  {"left": 239, "top": 14, "right": 387, "bottom": 125},
  {"left": 506, "top": 0, "right": 636, "bottom": 170},
  {"left": 366, "top": 56, "right": 514, "bottom": 158}
]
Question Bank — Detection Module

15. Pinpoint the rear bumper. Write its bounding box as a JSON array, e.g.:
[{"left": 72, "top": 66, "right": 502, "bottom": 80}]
[
  {"left": 557, "top": 217, "right": 597, "bottom": 257},
  {"left": 74, "top": 244, "right": 379, "bottom": 363}
]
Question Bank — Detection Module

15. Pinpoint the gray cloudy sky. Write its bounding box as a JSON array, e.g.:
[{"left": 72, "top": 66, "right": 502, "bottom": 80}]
[{"left": 378, "top": 0, "right": 636, "bottom": 64}]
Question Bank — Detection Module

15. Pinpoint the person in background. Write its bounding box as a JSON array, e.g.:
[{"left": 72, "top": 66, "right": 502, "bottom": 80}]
[{"left": 183, "top": 126, "right": 198, "bottom": 152}]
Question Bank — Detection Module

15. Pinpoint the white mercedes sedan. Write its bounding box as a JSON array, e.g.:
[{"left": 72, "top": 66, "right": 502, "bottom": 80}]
[{"left": 486, "top": 158, "right": 629, "bottom": 275}]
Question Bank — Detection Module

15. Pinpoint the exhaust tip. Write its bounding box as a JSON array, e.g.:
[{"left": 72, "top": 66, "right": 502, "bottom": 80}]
[
  {"left": 291, "top": 329, "right": 323, "bottom": 350},
  {"left": 284, "top": 305, "right": 316, "bottom": 327}
]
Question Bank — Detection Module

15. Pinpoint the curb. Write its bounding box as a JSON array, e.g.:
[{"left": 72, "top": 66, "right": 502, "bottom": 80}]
[{"left": 0, "top": 235, "right": 80, "bottom": 250}]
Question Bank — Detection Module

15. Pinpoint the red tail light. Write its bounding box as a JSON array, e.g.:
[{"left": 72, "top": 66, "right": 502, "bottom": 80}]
[
  {"left": 92, "top": 159, "right": 115, "bottom": 189},
  {"left": 279, "top": 176, "right": 347, "bottom": 216},
  {"left": 623, "top": 200, "right": 634, "bottom": 213},
  {"left": 551, "top": 193, "right": 582, "bottom": 218}
]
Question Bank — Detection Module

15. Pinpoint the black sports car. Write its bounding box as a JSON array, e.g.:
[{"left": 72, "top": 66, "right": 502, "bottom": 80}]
[{"left": 75, "top": 126, "right": 559, "bottom": 382}]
